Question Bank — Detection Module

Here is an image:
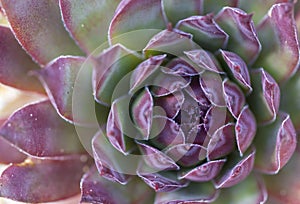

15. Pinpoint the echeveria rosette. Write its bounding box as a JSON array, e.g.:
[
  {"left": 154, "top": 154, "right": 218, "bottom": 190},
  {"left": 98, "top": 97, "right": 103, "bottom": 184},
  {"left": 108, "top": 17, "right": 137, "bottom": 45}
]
[{"left": 0, "top": 0, "right": 300, "bottom": 204}]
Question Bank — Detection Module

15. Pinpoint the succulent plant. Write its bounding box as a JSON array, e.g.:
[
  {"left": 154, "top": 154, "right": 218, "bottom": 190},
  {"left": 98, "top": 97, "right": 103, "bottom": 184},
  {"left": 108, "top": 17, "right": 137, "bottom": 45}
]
[{"left": 1, "top": 0, "right": 300, "bottom": 203}]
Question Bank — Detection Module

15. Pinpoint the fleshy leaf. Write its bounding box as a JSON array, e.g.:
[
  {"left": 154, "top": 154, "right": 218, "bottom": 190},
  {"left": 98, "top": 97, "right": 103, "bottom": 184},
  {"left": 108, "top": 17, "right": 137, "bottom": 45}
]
[
  {"left": 81, "top": 166, "right": 154, "bottom": 204},
  {"left": 0, "top": 137, "right": 26, "bottom": 164},
  {"left": 280, "top": 71, "right": 300, "bottom": 132},
  {"left": 137, "top": 171, "right": 188, "bottom": 192},
  {"left": 144, "top": 29, "right": 197, "bottom": 57},
  {"left": 136, "top": 142, "right": 179, "bottom": 171},
  {"left": 163, "top": 0, "right": 202, "bottom": 25},
  {"left": 0, "top": 100, "right": 84, "bottom": 158},
  {"left": 214, "top": 174, "right": 268, "bottom": 204},
  {"left": 215, "top": 7, "right": 261, "bottom": 64},
  {"left": 204, "top": 106, "right": 228, "bottom": 137},
  {"left": 200, "top": 71, "right": 226, "bottom": 107},
  {"left": 162, "top": 57, "right": 199, "bottom": 76},
  {"left": 154, "top": 91, "right": 184, "bottom": 119},
  {"left": 248, "top": 68, "right": 280, "bottom": 124},
  {"left": 36, "top": 56, "right": 90, "bottom": 123},
  {"left": 109, "top": 0, "right": 166, "bottom": 49},
  {"left": 151, "top": 72, "right": 191, "bottom": 97},
  {"left": 177, "top": 14, "right": 229, "bottom": 51},
  {"left": 60, "top": 0, "right": 120, "bottom": 54},
  {"left": 220, "top": 50, "right": 252, "bottom": 93},
  {"left": 222, "top": 79, "right": 245, "bottom": 119},
  {"left": 0, "top": 26, "right": 43, "bottom": 93},
  {"left": 93, "top": 44, "right": 142, "bottom": 105},
  {"left": 92, "top": 131, "right": 138, "bottom": 184},
  {"left": 254, "top": 112, "right": 297, "bottom": 174},
  {"left": 150, "top": 116, "right": 185, "bottom": 149},
  {"left": 165, "top": 144, "right": 206, "bottom": 167},
  {"left": 130, "top": 54, "right": 166, "bottom": 93},
  {"left": 207, "top": 123, "right": 235, "bottom": 160},
  {"left": 131, "top": 88, "right": 153, "bottom": 139},
  {"left": 255, "top": 2, "right": 300, "bottom": 82},
  {"left": 1, "top": 0, "right": 83, "bottom": 66},
  {"left": 264, "top": 151, "right": 300, "bottom": 204},
  {"left": 154, "top": 182, "right": 220, "bottom": 204},
  {"left": 179, "top": 159, "right": 226, "bottom": 182},
  {"left": 184, "top": 49, "right": 224, "bottom": 73},
  {"left": 106, "top": 96, "right": 137, "bottom": 154},
  {"left": 215, "top": 148, "right": 256, "bottom": 188},
  {"left": 0, "top": 156, "right": 90, "bottom": 203},
  {"left": 235, "top": 106, "right": 256, "bottom": 156},
  {"left": 186, "top": 77, "right": 211, "bottom": 107}
]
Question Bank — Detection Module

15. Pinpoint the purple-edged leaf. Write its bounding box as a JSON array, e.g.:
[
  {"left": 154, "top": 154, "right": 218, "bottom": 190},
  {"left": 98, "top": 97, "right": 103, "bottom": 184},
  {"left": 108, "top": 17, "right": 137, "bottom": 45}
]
[
  {"left": 144, "top": 29, "right": 197, "bottom": 57},
  {"left": 162, "top": 57, "right": 199, "bottom": 76},
  {"left": 254, "top": 112, "right": 297, "bottom": 174},
  {"left": 1, "top": 0, "right": 83, "bottom": 66},
  {"left": 36, "top": 56, "right": 89, "bottom": 123},
  {"left": 150, "top": 116, "right": 185, "bottom": 149},
  {"left": 60, "top": 0, "right": 120, "bottom": 54},
  {"left": 200, "top": 71, "right": 226, "bottom": 107},
  {"left": 109, "top": 0, "right": 165, "bottom": 49},
  {"left": 215, "top": 7, "right": 261, "bottom": 64},
  {"left": 202, "top": 0, "right": 238, "bottom": 14},
  {"left": 154, "top": 91, "right": 184, "bottom": 119},
  {"left": 81, "top": 166, "right": 154, "bottom": 204},
  {"left": 137, "top": 171, "right": 188, "bottom": 192},
  {"left": 220, "top": 50, "right": 252, "bottom": 93},
  {"left": 179, "top": 159, "right": 226, "bottom": 182},
  {"left": 130, "top": 55, "right": 166, "bottom": 93},
  {"left": 0, "top": 100, "right": 84, "bottom": 158},
  {"left": 0, "top": 137, "right": 26, "bottom": 164},
  {"left": 264, "top": 151, "right": 300, "bottom": 204},
  {"left": 215, "top": 148, "right": 256, "bottom": 188},
  {"left": 165, "top": 144, "right": 206, "bottom": 167},
  {"left": 92, "top": 131, "right": 139, "bottom": 184},
  {"left": 154, "top": 182, "right": 220, "bottom": 204},
  {"left": 186, "top": 77, "right": 211, "bottom": 107},
  {"left": 214, "top": 174, "right": 267, "bottom": 204},
  {"left": 248, "top": 68, "right": 280, "bottom": 124},
  {"left": 235, "top": 106, "right": 256, "bottom": 156},
  {"left": 137, "top": 142, "right": 179, "bottom": 171},
  {"left": 163, "top": 0, "right": 202, "bottom": 25},
  {"left": 131, "top": 88, "right": 153, "bottom": 139},
  {"left": 185, "top": 49, "right": 224, "bottom": 74},
  {"left": 280, "top": 71, "right": 300, "bottom": 133},
  {"left": 177, "top": 14, "right": 229, "bottom": 51},
  {"left": 207, "top": 123, "right": 235, "bottom": 160},
  {"left": 0, "top": 156, "right": 90, "bottom": 203},
  {"left": 255, "top": 2, "right": 300, "bottom": 82},
  {"left": 0, "top": 26, "right": 43, "bottom": 93},
  {"left": 222, "top": 79, "right": 245, "bottom": 119},
  {"left": 151, "top": 72, "right": 191, "bottom": 97},
  {"left": 204, "top": 106, "right": 228, "bottom": 137},
  {"left": 93, "top": 44, "right": 142, "bottom": 105},
  {"left": 106, "top": 97, "right": 137, "bottom": 154}
]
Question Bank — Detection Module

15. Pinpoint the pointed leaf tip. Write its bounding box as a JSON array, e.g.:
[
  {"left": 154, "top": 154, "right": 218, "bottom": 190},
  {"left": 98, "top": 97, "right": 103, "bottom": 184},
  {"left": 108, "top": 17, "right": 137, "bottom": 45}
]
[
  {"left": 216, "top": 7, "right": 261, "bottom": 64},
  {"left": 215, "top": 148, "right": 256, "bottom": 188}
]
